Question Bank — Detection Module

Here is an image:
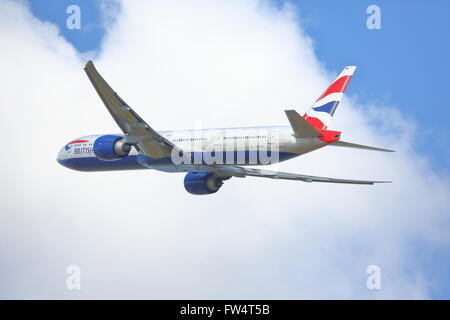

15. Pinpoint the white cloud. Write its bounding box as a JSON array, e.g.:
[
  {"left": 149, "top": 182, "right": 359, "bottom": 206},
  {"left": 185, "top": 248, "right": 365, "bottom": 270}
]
[{"left": 0, "top": 0, "right": 449, "bottom": 299}]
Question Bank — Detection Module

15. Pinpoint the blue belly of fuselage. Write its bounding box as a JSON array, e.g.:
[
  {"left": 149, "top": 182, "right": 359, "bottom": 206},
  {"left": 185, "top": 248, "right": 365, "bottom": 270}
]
[{"left": 58, "top": 151, "right": 299, "bottom": 172}]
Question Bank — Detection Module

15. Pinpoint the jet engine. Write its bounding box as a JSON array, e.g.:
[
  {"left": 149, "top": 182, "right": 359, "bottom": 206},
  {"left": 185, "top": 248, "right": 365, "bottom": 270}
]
[
  {"left": 93, "top": 135, "right": 131, "bottom": 161},
  {"left": 184, "top": 172, "right": 229, "bottom": 195}
]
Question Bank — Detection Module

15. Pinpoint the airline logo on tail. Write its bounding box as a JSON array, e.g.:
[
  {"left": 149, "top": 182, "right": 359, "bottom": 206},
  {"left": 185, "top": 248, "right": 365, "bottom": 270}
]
[{"left": 303, "top": 66, "right": 356, "bottom": 130}]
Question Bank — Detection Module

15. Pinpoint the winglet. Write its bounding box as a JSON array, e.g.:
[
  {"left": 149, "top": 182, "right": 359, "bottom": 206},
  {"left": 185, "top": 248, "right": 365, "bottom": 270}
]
[{"left": 285, "top": 110, "right": 321, "bottom": 138}]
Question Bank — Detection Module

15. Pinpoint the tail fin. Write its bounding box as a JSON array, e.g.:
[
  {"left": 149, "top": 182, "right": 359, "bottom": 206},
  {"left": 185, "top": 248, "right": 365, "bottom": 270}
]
[{"left": 303, "top": 66, "right": 356, "bottom": 130}]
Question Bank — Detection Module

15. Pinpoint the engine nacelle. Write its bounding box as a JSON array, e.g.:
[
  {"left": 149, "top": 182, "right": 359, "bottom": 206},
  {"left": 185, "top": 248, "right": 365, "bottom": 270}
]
[
  {"left": 93, "top": 135, "right": 131, "bottom": 161},
  {"left": 184, "top": 172, "right": 227, "bottom": 195}
]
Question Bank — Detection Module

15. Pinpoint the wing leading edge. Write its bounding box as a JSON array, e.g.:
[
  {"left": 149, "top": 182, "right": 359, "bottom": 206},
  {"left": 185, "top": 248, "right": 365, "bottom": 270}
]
[
  {"left": 84, "top": 60, "right": 183, "bottom": 159},
  {"left": 214, "top": 166, "right": 391, "bottom": 185}
]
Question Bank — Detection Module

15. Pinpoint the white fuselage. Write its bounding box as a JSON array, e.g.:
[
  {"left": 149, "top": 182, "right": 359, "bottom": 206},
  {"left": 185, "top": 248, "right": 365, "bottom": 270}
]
[{"left": 57, "top": 126, "right": 327, "bottom": 172}]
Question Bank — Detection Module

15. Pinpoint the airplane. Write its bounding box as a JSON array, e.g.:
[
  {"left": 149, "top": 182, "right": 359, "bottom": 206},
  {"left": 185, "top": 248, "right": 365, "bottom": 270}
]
[{"left": 57, "top": 61, "right": 394, "bottom": 195}]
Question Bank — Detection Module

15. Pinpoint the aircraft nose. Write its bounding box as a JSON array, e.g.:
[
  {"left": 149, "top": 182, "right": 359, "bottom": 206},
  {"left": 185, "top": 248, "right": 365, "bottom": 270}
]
[
  {"left": 56, "top": 145, "right": 68, "bottom": 166},
  {"left": 56, "top": 148, "right": 63, "bottom": 164}
]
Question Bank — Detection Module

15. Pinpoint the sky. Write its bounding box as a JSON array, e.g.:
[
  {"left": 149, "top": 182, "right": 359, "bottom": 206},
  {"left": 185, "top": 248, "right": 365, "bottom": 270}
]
[
  {"left": 27, "top": 0, "right": 450, "bottom": 170},
  {"left": 1, "top": 0, "right": 449, "bottom": 299}
]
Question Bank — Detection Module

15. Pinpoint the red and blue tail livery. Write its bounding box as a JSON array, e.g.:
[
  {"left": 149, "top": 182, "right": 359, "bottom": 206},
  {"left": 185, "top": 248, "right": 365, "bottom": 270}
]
[
  {"left": 57, "top": 61, "right": 393, "bottom": 195},
  {"left": 303, "top": 66, "right": 356, "bottom": 130}
]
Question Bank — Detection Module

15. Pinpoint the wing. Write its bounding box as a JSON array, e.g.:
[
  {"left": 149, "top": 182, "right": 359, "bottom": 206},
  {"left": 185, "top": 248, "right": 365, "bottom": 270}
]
[
  {"left": 84, "top": 60, "right": 183, "bottom": 159},
  {"left": 214, "top": 166, "right": 391, "bottom": 185}
]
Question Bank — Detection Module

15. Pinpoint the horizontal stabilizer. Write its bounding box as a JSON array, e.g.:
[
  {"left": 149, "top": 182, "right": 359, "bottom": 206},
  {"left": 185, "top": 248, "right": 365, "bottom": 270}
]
[
  {"left": 330, "top": 140, "right": 395, "bottom": 152},
  {"left": 285, "top": 110, "right": 321, "bottom": 138}
]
